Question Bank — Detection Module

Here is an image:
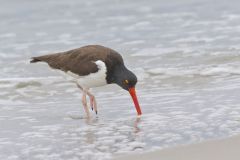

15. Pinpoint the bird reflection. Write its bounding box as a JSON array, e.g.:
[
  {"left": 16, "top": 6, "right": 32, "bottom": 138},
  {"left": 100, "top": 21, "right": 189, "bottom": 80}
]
[
  {"left": 80, "top": 115, "right": 143, "bottom": 154},
  {"left": 134, "top": 116, "right": 141, "bottom": 134}
]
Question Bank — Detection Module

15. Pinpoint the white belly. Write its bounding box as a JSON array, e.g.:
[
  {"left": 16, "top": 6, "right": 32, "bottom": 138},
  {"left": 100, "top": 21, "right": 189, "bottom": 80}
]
[{"left": 62, "top": 60, "right": 108, "bottom": 89}]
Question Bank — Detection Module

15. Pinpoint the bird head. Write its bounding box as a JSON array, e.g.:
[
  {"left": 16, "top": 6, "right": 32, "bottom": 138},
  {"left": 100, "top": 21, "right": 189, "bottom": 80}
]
[{"left": 111, "top": 65, "right": 142, "bottom": 116}]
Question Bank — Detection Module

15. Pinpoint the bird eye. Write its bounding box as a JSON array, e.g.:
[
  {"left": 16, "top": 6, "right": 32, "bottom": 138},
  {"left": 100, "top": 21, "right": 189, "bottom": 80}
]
[{"left": 124, "top": 80, "right": 129, "bottom": 84}]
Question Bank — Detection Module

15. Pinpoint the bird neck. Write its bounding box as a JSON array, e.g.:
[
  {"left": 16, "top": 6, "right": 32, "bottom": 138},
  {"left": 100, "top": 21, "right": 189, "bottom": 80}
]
[{"left": 106, "top": 64, "right": 127, "bottom": 84}]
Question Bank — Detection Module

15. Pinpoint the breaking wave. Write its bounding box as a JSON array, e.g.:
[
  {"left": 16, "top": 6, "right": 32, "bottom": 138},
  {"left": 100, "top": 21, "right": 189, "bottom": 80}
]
[{"left": 146, "top": 66, "right": 240, "bottom": 77}]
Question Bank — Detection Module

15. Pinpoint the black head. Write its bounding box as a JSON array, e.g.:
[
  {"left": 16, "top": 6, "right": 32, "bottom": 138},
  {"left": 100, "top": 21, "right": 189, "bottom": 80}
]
[
  {"left": 107, "top": 64, "right": 142, "bottom": 115},
  {"left": 109, "top": 65, "right": 137, "bottom": 90}
]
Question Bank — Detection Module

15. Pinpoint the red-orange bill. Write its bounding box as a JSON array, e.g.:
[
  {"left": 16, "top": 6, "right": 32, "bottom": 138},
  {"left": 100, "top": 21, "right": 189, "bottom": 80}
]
[{"left": 128, "top": 87, "right": 142, "bottom": 116}]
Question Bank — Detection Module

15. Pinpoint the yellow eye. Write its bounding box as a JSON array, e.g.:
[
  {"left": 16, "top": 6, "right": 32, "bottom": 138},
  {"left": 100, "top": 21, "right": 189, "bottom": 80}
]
[{"left": 124, "top": 80, "right": 129, "bottom": 84}]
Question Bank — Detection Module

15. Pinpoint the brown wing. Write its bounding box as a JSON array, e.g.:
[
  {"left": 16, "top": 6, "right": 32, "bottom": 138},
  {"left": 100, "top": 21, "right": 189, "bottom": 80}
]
[{"left": 30, "top": 45, "right": 123, "bottom": 76}]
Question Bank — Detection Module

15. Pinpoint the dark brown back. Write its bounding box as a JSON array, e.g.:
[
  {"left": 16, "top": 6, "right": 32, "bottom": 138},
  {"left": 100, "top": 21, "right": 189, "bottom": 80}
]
[{"left": 30, "top": 45, "right": 124, "bottom": 76}]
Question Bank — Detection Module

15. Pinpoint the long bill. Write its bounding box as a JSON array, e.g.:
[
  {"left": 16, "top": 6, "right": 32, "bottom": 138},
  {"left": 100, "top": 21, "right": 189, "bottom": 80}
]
[{"left": 128, "top": 87, "right": 142, "bottom": 116}]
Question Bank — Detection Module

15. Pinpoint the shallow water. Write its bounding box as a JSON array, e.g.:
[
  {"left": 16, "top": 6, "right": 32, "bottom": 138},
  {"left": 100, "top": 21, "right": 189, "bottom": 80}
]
[{"left": 1, "top": 0, "right": 240, "bottom": 159}]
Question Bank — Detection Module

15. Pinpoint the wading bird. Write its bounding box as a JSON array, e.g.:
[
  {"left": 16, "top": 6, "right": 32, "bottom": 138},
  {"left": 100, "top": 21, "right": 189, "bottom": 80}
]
[{"left": 30, "top": 45, "right": 142, "bottom": 117}]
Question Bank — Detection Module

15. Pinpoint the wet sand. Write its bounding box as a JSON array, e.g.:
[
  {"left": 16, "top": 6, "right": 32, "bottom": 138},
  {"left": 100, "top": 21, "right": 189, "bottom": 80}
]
[{"left": 113, "top": 134, "right": 240, "bottom": 160}]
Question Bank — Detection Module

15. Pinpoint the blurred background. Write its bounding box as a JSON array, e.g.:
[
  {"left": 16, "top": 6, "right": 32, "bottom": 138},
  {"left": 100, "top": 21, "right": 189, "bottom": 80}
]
[{"left": 1, "top": 0, "right": 240, "bottom": 159}]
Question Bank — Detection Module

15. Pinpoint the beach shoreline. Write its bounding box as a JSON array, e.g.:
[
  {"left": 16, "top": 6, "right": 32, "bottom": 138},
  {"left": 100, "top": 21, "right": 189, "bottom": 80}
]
[{"left": 113, "top": 134, "right": 240, "bottom": 160}]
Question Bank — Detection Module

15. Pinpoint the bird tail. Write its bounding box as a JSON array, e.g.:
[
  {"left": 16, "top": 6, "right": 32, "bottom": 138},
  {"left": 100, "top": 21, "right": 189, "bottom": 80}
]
[{"left": 30, "top": 57, "right": 42, "bottom": 63}]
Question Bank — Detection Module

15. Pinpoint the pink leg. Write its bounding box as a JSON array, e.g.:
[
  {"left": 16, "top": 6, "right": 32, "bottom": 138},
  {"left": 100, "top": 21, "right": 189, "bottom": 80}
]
[
  {"left": 76, "top": 83, "right": 91, "bottom": 117},
  {"left": 86, "top": 91, "right": 98, "bottom": 115},
  {"left": 76, "top": 83, "right": 98, "bottom": 115},
  {"left": 82, "top": 92, "right": 90, "bottom": 117}
]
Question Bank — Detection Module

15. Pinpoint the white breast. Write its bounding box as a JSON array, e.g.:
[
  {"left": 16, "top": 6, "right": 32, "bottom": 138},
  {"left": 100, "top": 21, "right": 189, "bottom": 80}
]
[{"left": 64, "top": 60, "right": 108, "bottom": 89}]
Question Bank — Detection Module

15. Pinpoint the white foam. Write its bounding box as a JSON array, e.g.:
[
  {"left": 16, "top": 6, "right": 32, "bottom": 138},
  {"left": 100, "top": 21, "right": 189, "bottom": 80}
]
[
  {"left": 132, "top": 47, "right": 180, "bottom": 57},
  {"left": 0, "top": 76, "right": 61, "bottom": 82},
  {"left": 0, "top": 33, "right": 16, "bottom": 38},
  {"left": 147, "top": 66, "right": 240, "bottom": 77}
]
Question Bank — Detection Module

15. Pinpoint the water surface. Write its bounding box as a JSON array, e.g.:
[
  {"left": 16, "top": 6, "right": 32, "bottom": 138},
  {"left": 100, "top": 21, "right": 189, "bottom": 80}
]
[{"left": 1, "top": 0, "right": 240, "bottom": 159}]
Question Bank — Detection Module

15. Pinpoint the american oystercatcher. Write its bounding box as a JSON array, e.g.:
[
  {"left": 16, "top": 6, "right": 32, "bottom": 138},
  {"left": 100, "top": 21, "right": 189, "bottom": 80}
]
[{"left": 30, "top": 45, "right": 142, "bottom": 117}]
